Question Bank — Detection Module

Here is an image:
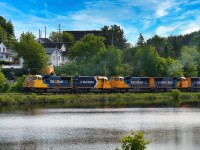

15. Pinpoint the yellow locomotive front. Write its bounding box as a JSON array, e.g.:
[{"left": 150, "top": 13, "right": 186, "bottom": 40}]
[{"left": 23, "top": 75, "right": 48, "bottom": 93}]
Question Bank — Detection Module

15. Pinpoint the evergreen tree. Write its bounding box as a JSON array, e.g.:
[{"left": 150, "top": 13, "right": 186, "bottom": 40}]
[
  {"left": 137, "top": 33, "right": 145, "bottom": 47},
  {"left": 101, "top": 24, "right": 127, "bottom": 50}
]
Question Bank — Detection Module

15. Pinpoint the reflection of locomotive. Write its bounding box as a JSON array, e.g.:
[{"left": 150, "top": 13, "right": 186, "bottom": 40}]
[{"left": 23, "top": 75, "right": 200, "bottom": 93}]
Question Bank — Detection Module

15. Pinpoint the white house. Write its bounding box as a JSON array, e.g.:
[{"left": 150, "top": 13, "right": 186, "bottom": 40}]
[
  {"left": 46, "top": 48, "right": 63, "bottom": 66},
  {"left": 42, "top": 42, "right": 68, "bottom": 65},
  {"left": 0, "top": 42, "right": 15, "bottom": 62}
]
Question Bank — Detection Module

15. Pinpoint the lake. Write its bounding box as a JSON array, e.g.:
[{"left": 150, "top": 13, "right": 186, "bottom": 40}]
[{"left": 0, "top": 107, "right": 200, "bottom": 150}]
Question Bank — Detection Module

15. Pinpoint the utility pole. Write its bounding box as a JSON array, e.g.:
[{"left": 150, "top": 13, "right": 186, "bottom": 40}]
[
  {"left": 58, "top": 24, "right": 62, "bottom": 43},
  {"left": 1, "top": 28, "right": 3, "bottom": 43},
  {"left": 39, "top": 29, "right": 41, "bottom": 38},
  {"left": 45, "top": 26, "right": 46, "bottom": 39}
]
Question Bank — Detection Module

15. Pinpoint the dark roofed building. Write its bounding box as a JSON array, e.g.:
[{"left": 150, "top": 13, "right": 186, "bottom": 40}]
[
  {"left": 45, "top": 48, "right": 56, "bottom": 54},
  {"left": 42, "top": 43, "right": 64, "bottom": 49},
  {"left": 64, "top": 30, "right": 102, "bottom": 41},
  {"left": 37, "top": 38, "right": 52, "bottom": 44},
  {"left": 37, "top": 38, "right": 68, "bottom": 66}
]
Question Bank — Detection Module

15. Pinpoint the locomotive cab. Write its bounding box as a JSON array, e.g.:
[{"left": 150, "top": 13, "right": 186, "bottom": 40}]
[
  {"left": 177, "top": 77, "right": 190, "bottom": 91},
  {"left": 110, "top": 76, "right": 129, "bottom": 92}
]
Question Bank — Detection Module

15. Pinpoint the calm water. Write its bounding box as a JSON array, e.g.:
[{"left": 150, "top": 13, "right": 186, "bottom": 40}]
[{"left": 1, "top": 107, "right": 200, "bottom": 150}]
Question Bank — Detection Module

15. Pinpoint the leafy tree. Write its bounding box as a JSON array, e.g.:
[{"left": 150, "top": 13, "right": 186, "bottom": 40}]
[
  {"left": 133, "top": 46, "right": 160, "bottom": 76},
  {"left": 14, "top": 32, "right": 48, "bottom": 74},
  {"left": 49, "top": 31, "right": 62, "bottom": 43},
  {"left": 49, "top": 31, "right": 75, "bottom": 48},
  {"left": 179, "top": 46, "right": 199, "bottom": 77},
  {"left": 147, "top": 35, "right": 171, "bottom": 57},
  {"left": 70, "top": 34, "right": 106, "bottom": 60},
  {"left": 0, "top": 16, "right": 6, "bottom": 28},
  {"left": 0, "top": 16, "right": 15, "bottom": 46},
  {"left": 100, "top": 45, "right": 123, "bottom": 76},
  {"left": 116, "top": 130, "right": 151, "bottom": 150},
  {"left": 166, "top": 57, "right": 183, "bottom": 77},
  {"left": 101, "top": 24, "right": 127, "bottom": 50},
  {"left": 0, "top": 71, "right": 10, "bottom": 92},
  {"left": 167, "top": 36, "right": 181, "bottom": 58},
  {"left": 137, "top": 33, "right": 145, "bottom": 47},
  {"left": 10, "top": 75, "right": 26, "bottom": 92},
  {"left": 6, "top": 20, "right": 14, "bottom": 40},
  {"left": 62, "top": 32, "right": 75, "bottom": 48},
  {"left": 115, "top": 63, "right": 133, "bottom": 76},
  {"left": 57, "top": 34, "right": 106, "bottom": 75}
]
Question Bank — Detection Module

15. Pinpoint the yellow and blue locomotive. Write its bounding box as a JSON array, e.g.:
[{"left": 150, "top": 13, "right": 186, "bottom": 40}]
[{"left": 23, "top": 74, "right": 200, "bottom": 93}]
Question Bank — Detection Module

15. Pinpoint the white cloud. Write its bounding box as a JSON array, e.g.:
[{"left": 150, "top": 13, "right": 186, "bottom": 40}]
[
  {"left": 179, "top": 22, "right": 200, "bottom": 35},
  {"left": 156, "top": 25, "right": 177, "bottom": 36}
]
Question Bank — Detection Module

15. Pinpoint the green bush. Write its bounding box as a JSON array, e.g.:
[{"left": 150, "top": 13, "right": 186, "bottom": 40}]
[
  {"left": 116, "top": 130, "right": 151, "bottom": 150},
  {"left": 11, "top": 75, "right": 26, "bottom": 92},
  {"left": 0, "top": 71, "right": 10, "bottom": 92},
  {"left": 171, "top": 89, "right": 181, "bottom": 100}
]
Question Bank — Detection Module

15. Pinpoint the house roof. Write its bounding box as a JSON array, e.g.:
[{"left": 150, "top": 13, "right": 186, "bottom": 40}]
[
  {"left": 37, "top": 38, "right": 52, "bottom": 43},
  {"left": 0, "top": 42, "right": 6, "bottom": 47},
  {"left": 45, "top": 48, "right": 56, "bottom": 54},
  {"left": 45, "top": 48, "right": 62, "bottom": 55},
  {"left": 42, "top": 43, "right": 64, "bottom": 49}
]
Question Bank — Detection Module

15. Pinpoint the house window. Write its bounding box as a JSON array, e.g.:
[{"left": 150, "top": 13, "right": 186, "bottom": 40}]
[
  {"left": 0, "top": 56, "right": 3, "bottom": 58},
  {"left": 53, "top": 55, "right": 55, "bottom": 60},
  {"left": 6, "top": 55, "right": 8, "bottom": 58},
  {"left": 3, "top": 48, "right": 5, "bottom": 52}
]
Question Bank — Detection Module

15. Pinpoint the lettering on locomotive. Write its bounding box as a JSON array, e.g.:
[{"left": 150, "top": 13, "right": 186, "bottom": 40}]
[
  {"left": 130, "top": 81, "right": 143, "bottom": 84},
  {"left": 80, "top": 81, "right": 94, "bottom": 84},
  {"left": 50, "top": 80, "right": 64, "bottom": 84}
]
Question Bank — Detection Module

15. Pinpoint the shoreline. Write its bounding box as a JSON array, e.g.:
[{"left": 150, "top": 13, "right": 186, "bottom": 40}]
[{"left": 1, "top": 92, "right": 200, "bottom": 108}]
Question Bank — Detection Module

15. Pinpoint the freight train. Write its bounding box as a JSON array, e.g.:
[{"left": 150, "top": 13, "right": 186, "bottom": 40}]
[{"left": 23, "top": 75, "right": 200, "bottom": 93}]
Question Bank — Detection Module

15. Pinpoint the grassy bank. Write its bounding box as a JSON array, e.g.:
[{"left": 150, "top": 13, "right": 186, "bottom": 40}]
[{"left": 1, "top": 92, "right": 200, "bottom": 108}]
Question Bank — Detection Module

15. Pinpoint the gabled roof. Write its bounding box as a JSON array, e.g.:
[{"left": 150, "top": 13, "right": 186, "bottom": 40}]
[
  {"left": 0, "top": 42, "right": 6, "bottom": 47},
  {"left": 45, "top": 48, "right": 62, "bottom": 54},
  {"left": 42, "top": 43, "right": 64, "bottom": 49},
  {"left": 46, "top": 48, "right": 56, "bottom": 54},
  {"left": 37, "top": 38, "right": 52, "bottom": 43}
]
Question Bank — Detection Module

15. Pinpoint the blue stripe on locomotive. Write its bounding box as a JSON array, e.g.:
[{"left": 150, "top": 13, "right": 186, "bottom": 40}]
[
  {"left": 73, "top": 76, "right": 97, "bottom": 87},
  {"left": 154, "top": 77, "right": 173, "bottom": 88},
  {"left": 42, "top": 76, "right": 71, "bottom": 87},
  {"left": 125, "top": 77, "right": 150, "bottom": 88},
  {"left": 191, "top": 77, "right": 200, "bottom": 88}
]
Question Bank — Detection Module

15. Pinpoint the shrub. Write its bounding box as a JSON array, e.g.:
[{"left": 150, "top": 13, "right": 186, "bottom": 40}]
[
  {"left": 117, "top": 130, "right": 151, "bottom": 150},
  {"left": 0, "top": 71, "right": 10, "bottom": 92},
  {"left": 171, "top": 89, "right": 181, "bottom": 100},
  {"left": 11, "top": 75, "right": 26, "bottom": 92}
]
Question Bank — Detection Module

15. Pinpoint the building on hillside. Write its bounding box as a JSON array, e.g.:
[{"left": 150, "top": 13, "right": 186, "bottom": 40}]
[
  {"left": 37, "top": 38, "right": 52, "bottom": 44},
  {"left": 0, "top": 42, "right": 16, "bottom": 62},
  {"left": 37, "top": 38, "right": 69, "bottom": 66},
  {"left": 64, "top": 30, "right": 102, "bottom": 41},
  {"left": 42, "top": 43, "right": 67, "bottom": 52},
  {"left": 46, "top": 48, "right": 63, "bottom": 66}
]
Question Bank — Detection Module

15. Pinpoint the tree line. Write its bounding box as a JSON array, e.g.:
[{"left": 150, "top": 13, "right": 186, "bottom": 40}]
[{"left": 1, "top": 15, "right": 200, "bottom": 78}]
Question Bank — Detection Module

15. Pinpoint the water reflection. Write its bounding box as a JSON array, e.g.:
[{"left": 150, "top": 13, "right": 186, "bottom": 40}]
[{"left": 1, "top": 108, "right": 200, "bottom": 150}]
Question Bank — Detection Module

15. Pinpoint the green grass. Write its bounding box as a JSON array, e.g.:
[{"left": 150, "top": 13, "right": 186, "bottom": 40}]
[{"left": 1, "top": 92, "right": 200, "bottom": 108}]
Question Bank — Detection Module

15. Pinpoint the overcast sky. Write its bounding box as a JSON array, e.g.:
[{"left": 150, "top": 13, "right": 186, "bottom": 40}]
[{"left": 1, "top": 0, "right": 200, "bottom": 45}]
